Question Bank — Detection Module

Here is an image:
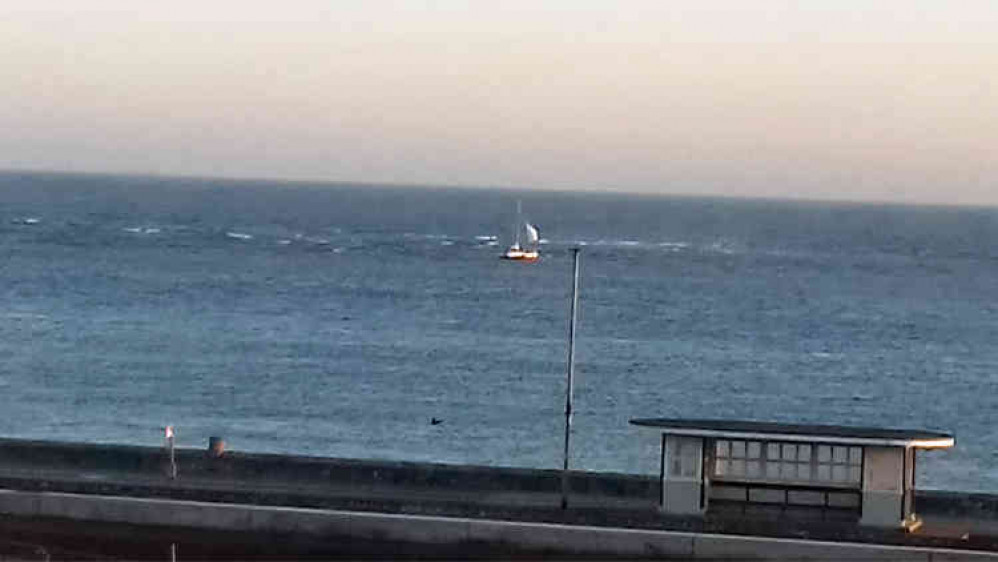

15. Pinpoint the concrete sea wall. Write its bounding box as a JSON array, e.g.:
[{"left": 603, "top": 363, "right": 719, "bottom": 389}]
[
  {"left": 1, "top": 438, "right": 997, "bottom": 558},
  {"left": 0, "top": 437, "right": 992, "bottom": 516},
  {"left": 0, "top": 436, "right": 657, "bottom": 497}
]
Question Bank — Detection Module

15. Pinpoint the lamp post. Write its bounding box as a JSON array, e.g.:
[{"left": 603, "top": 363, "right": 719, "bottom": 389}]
[{"left": 561, "top": 248, "right": 580, "bottom": 510}]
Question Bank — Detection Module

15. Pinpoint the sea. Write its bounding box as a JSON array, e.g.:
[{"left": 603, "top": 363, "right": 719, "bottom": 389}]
[{"left": 1, "top": 171, "right": 996, "bottom": 492}]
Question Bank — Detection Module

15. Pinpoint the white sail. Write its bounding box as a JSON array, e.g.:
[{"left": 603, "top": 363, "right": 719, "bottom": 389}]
[{"left": 524, "top": 223, "right": 539, "bottom": 246}]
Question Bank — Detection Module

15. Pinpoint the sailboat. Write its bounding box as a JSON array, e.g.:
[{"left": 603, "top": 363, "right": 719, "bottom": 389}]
[{"left": 501, "top": 201, "right": 540, "bottom": 262}]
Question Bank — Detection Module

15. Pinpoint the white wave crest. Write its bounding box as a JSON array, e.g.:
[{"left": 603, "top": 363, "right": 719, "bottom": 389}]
[
  {"left": 575, "top": 239, "right": 649, "bottom": 248},
  {"left": 123, "top": 227, "right": 160, "bottom": 235},
  {"left": 1, "top": 311, "right": 48, "bottom": 321},
  {"left": 704, "top": 240, "right": 740, "bottom": 255}
]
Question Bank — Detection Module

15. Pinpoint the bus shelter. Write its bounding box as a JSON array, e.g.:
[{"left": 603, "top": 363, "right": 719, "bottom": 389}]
[{"left": 630, "top": 418, "right": 954, "bottom": 528}]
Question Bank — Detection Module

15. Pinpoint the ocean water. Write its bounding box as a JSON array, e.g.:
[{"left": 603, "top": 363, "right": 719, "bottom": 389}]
[{"left": 1, "top": 171, "right": 997, "bottom": 492}]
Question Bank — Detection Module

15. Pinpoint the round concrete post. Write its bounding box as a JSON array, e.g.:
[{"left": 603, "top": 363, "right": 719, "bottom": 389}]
[{"left": 208, "top": 436, "right": 226, "bottom": 458}]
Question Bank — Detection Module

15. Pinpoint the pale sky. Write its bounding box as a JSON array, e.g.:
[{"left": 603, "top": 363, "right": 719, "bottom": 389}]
[{"left": 2, "top": 1, "right": 997, "bottom": 205}]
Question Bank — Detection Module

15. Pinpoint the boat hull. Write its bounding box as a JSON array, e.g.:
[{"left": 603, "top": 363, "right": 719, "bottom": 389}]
[{"left": 501, "top": 249, "right": 539, "bottom": 261}]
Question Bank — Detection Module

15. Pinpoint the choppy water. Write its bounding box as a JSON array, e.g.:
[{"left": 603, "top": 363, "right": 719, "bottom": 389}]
[{"left": 2, "top": 171, "right": 997, "bottom": 491}]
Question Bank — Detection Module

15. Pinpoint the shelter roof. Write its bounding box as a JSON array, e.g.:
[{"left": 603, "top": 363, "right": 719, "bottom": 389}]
[{"left": 629, "top": 418, "right": 954, "bottom": 448}]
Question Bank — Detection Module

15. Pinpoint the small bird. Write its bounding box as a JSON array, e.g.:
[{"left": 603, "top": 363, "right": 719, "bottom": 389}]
[{"left": 430, "top": 417, "right": 443, "bottom": 426}]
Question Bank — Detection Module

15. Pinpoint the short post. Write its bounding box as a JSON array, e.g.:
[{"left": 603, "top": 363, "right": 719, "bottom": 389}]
[
  {"left": 165, "top": 426, "right": 177, "bottom": 480},
  {"left": 561, "top": 248, "right": 581, "bottom": 510},
  {"left": 208, "top": 436, "right": 225, "bottom": 458}
]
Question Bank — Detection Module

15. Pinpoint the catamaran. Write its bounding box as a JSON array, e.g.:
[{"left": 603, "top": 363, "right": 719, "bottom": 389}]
[{"left": 502, "top": 201, "right": 540, "bottom": 261}]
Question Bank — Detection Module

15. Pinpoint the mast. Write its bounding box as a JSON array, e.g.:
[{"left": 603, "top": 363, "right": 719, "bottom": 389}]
[{"left": 512, "top": 200, "right": 523, "bottom": 248}]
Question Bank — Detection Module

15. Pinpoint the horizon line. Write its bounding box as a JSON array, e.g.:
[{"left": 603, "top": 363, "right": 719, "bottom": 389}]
[{"left": 2, "top": 166, "right": 994, "bottom": 211}]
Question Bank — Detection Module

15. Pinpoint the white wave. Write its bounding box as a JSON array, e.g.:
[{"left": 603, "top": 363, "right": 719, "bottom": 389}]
[
  {"left": 565, "top": 238, "right": 693, "bottom": 251},
  {"left": 16, "top": 217, "right": 40, "bottom": 225},
  {"left": 440, "top": 240, "right": 455, "bottom": 246},
  {"left": 123, "top": 227, "right": 160, "bottom": 235},
  {"left": 579, "top": 239, "right": 650, "bottom": 248},
  {"left": 226, "top": 231, "right": 253, "bottom": 240},
  {"left": 704, "top": 240, "right": 740, "bottom": 255},
  {"left": 405, "top": 233, "right": 459, "bottom": 241},
  {"left": 1, "top": 311, "right": 48, "bottom": 322},
  {"left": 475, "top": 235, "right": 497, "bottom": 242},
  {"left": 539, "top": 238, "right": 549, "bottom": 245},
  {"left": 277, "top": 239, "right": 292, "bottom": 245}
]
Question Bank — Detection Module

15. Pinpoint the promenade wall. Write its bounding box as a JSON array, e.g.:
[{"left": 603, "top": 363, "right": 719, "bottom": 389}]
[
  {"left": 1, "top": 437, "right": 994, "bottom": 516},
  {"left": 1, "top": 437, "right": 997, "bottom": 558},
  {"left": 0, "top": 437, "right": 656, "bottom": 497}
]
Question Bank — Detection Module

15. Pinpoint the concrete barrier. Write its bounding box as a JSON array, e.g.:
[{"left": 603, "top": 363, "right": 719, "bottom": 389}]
[
  {"left": 921, "top": 491, "right": 998, "bottom": 521},
  {"left": 3, "top": 437, "right": 998, "bottom": 557},
  {"left": 2, "top": 437, "right": 996, "bottom": 520},
  {"left": 0, "top": 490, "right": 994, "bottom": 560},
  {"left": 0, "top": 437, "right": 655, "bottom": 498}
]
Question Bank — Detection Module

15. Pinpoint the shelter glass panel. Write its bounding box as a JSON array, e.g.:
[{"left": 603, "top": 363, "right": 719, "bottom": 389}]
[{"left": 713, "top": 438, "right": 862, "bottom": 487}]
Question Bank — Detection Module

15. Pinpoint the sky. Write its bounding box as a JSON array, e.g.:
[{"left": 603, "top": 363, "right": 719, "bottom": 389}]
[{"left": 2, "top": 1, "right": 997, "bottom": 206}]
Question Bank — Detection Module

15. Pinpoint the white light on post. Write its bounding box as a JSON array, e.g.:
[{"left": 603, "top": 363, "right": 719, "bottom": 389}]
[{"left": 165, "top": 425, "right": 177, "bottom": 480}]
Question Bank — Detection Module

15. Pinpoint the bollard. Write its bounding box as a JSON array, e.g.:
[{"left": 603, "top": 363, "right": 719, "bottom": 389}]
[
  {"left": 165, "top": 426, "right": 177, "bottom": 480},
  {"left": 208, "top": 436, "right": 226, "bottom": 458}
]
